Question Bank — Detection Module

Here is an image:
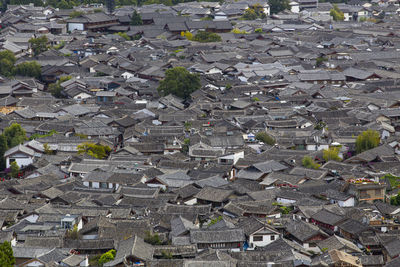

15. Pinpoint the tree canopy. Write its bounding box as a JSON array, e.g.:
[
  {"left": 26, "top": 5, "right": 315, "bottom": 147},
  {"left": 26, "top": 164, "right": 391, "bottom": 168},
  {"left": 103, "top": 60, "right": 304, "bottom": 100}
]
[
  {"left": 10, "top": 162, "right": 19, "bottom": 178},
  {"left": 302, "top": 156, "right": 320, "bottom": 169},
  {"left": 48, "top": 76, "right": 72, "bottom": 98},
  {"left": 0, "top": 50, "right": 16, "bottom": 77},
  {"left": 330, "top": 4, "right": 345, "bottom": 21},
  {"left": 3, "top": 123, "right": 27, "bottom": 148},
  {"left": 0, "top": 50, "right": 41, "bottom": 78},
  {"left": 29, "top": 36, "right": 48, "bottom": 56},
  {"left": 157, "top": 67, "right": 201, "bottom": 100},
  {"left": 0, "top": 124, "right": 27, "bottom": 171},
  {"left": 98, "top": 249, "right": 116, "bottom": 266},
  {"left": 355, "top": 130, "right": 380, "bottom": 154},
  {"left": 255, "top": 132, "right": 275, "bottom": 146},
  {"left": 14, "top": 61, "right": 41, "bottom": 79},
  {"left": 0, "top": 241, "right": 15, "bottom": 267},
  {"left": 77, "top": 142, "right": 111, "bottom": 159},
  {"left": 131, "top": 10, "right": 143, "bottom": 25},
  {"left": 242, "top": 4, "right": 267, "bottom": 20},
  {"left": 269, "top": 0, "right": 290, "bottom": 15},
  {"left": 323, "top": 147, "right": 342, "bottom": 162},
  {"left": 192, "top": 31, "right": 222, "bottom": 43}
]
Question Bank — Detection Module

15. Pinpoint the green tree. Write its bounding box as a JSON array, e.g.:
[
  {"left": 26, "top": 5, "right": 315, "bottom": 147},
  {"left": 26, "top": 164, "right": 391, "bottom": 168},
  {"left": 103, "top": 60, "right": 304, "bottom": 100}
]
[
  {"left": 390, "top": 193, "right": 400, "bottom": 206},
  {"left": 144, "top": 231, "right": 162, "bottom": 245},
  {"left": 323, "top": 147, "right": 341, "bottom": 162},
  {"left": 330, "top": 4, "right": 344, "bottom": 21},
  {"left": 43, "top": 143, "right": 54, "bottom": 155},
  {"left": 116, "top": 32, "right": 131, "bottom": 40},
  {"left": 58, "top": 0, "right": 72, "bottom": 9},
  {"left": 14, "top": 61, "right": 41, "bottom": 79},
  {"left": 157, "top": 67, "right": 201, "bottom": 100},
  {"left": 0, "top": 241, "right": 15, "bottom": 267},
  {"left": 182, "top": 31, "right": 193, "bottom": 40},
  {"left": 192, "top": 31, "right": 222, "bottom": 43},
  {"left": 161, "top": 251, "right": 173, "bottom": 259},
  {"left": 48, "top": 83, "right": 63, "bottom": 98},
  {"left": 0, "top": 50, "right": 16, "bottom": 77},
  {"left": 10, "top": 161, "right": 19, "bottom": 178},
  {"left": 243, "top": 4, "right": 266, "bottom": 20},
  {"left": 3, "top": 123, "right": 27, "bottom": 148},
  {"left": 181, "top": 138, "right": 190, "bottom": 154},
  {"left": 231, "top": 28, "right": 248, "bottom": 34},
  {"left": 98, "top": 249, "right": 116, "bottom": 266},
  {"left": 70, "top": 10, "right": 84, "bottom": 18},
  {"left": 315, "top": 57, "right": 328, "bottom": 67},
  {"left": 243, "top": 8, "right": 257, "bottom": 20},
  {"left": 302, "top": 156, "right": 320, "bottom": 169},
  {"left": 255, "top": 132, "right": 275, "bottom": 145},
  {"left": 355, "top": 130, "right": 380, "bottom": 154},
  {"left": 207, "top": 216, "right": 223, "bottom": 226},
  {"left": 77, "top": 142, "right": 111, "bottom": 159},
  {"left": 269, "top": 0, "right": 290, "bottom": 14},
  {"left": 29, "top": 36, "right": 48, "bottom": 56},
  {"left": 131, "top": 10, "right": 143, "bottom": 25},
  {"left": 0, "top": 135, "right": 7, "bottom": 170},
  {"left": 65, "top": 224, "right": 80, "bottom": 239}
]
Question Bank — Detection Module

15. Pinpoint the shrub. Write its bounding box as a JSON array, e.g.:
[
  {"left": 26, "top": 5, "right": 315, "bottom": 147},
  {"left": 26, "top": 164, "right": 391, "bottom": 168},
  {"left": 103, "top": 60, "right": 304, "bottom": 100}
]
[
  {"left": 77, "top": 142, "right": 111, "bottom": 159},
  {"left": 255, "top": 132, "right": 275, "bottom": 145},
  {"left": 323, "top": 147, "right": 341, "bottom": 162},
  {"left": 231, "top": 28, "right": 248, "bottom": 34},
  {"left": 98, "top": 249, "right": 116, "bottom": 266},
  {"left": 157, "top": 67, "right": 201, "bottom": 100},
  {"left": 315, "top": 57, "right": 328, "bottom": 67},
  {"left": 302, "top": 156, "right": 320, "bottom": 169},
  {"left": 192, "top": 31, "right": 221, "bottom": 43},
  {"left": 116, "top": 32, "right": 130, "bottom": 40},
  {"left": 0, "top": 241, "right": 15, "bottom": 267},
  {"left": 330, "top": 4, "right": 344, "bottom": 21},
  {"left": 144, "top": 231, "right": 162, "bottom": 245},
  {"left": 355, "top": 130, "right": 380, "bottom": 154}
]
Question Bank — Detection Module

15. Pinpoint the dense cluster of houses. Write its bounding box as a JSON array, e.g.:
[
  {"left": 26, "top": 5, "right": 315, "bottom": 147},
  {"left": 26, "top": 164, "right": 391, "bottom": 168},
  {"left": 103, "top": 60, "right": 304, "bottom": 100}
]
[{"left": 1, "top": 0, "right": 400, "bottom": 266}]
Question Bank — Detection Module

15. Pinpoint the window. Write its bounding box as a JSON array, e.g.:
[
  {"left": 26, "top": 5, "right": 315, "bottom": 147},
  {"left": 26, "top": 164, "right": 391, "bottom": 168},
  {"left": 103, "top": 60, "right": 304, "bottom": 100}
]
[
  {"left": 309, "top": 243, "right": 316, "bottom": 247},
  {"left": 9, "top": 158, "right": 16, "bottom": 164},
  {"left": 253, "top": 235, "right": 263, "bottom": 242},
  {"left": 270, "top": 235, "right": 275, "bottom": 241}
]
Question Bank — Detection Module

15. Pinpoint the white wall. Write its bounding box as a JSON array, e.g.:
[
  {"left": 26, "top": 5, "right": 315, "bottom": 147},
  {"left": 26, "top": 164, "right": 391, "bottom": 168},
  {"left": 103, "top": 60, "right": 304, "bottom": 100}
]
[
  {"left": 82, "top": 234, "right": 98, "bottom": 240},
  {"left": 303, "top": 242, "right": 321, "bottom": 253},
  {"left": 184, "top": 198, "right": 197, "bottom": 205},
  {"left": 80, "top": 257, "right": 89, "bottom": 267},
  {"left": 338, "top": 197, "right": 355, "bottom": 207},
  {"left": 77, "top": 218, "right": 83, "bottom": 230},
  {"left": 6, "top": 153, "right": 33, "bottom": 168},
  {"left": 25, "top": 214, "right": 39, "bottom": 223},
  {"left": 306, "top": 144, "right": 329, "bottom": 151},
  {"left": 291, "top": 4, "right": 300, "bottom": 13},
  {"left": 276, "top": 197, "right": 296, "bottom": 204},
  {"left": 249, "top": 234, "right": 279, "bottom": 248},
  {"left": 68, "top": 23, "right": 84, "bottom": 32},
  {"left": 74, "top": 93, "right": 92, "bottom": 100},
  {"left": 25, "top": 260, "right": 44, "bottom": 266}
]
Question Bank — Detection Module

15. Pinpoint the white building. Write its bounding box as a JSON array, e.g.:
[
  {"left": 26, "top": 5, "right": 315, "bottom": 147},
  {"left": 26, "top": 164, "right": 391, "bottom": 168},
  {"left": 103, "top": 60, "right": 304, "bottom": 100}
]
[
  {"left": 4, "top": 144, "right": 35, "bottom": 169},
  {"left": 290, "top": 1, "right": 300, "bottom": 13},
  {"left": 248, "top": 225, "right": 280, "bottom": 249}
]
